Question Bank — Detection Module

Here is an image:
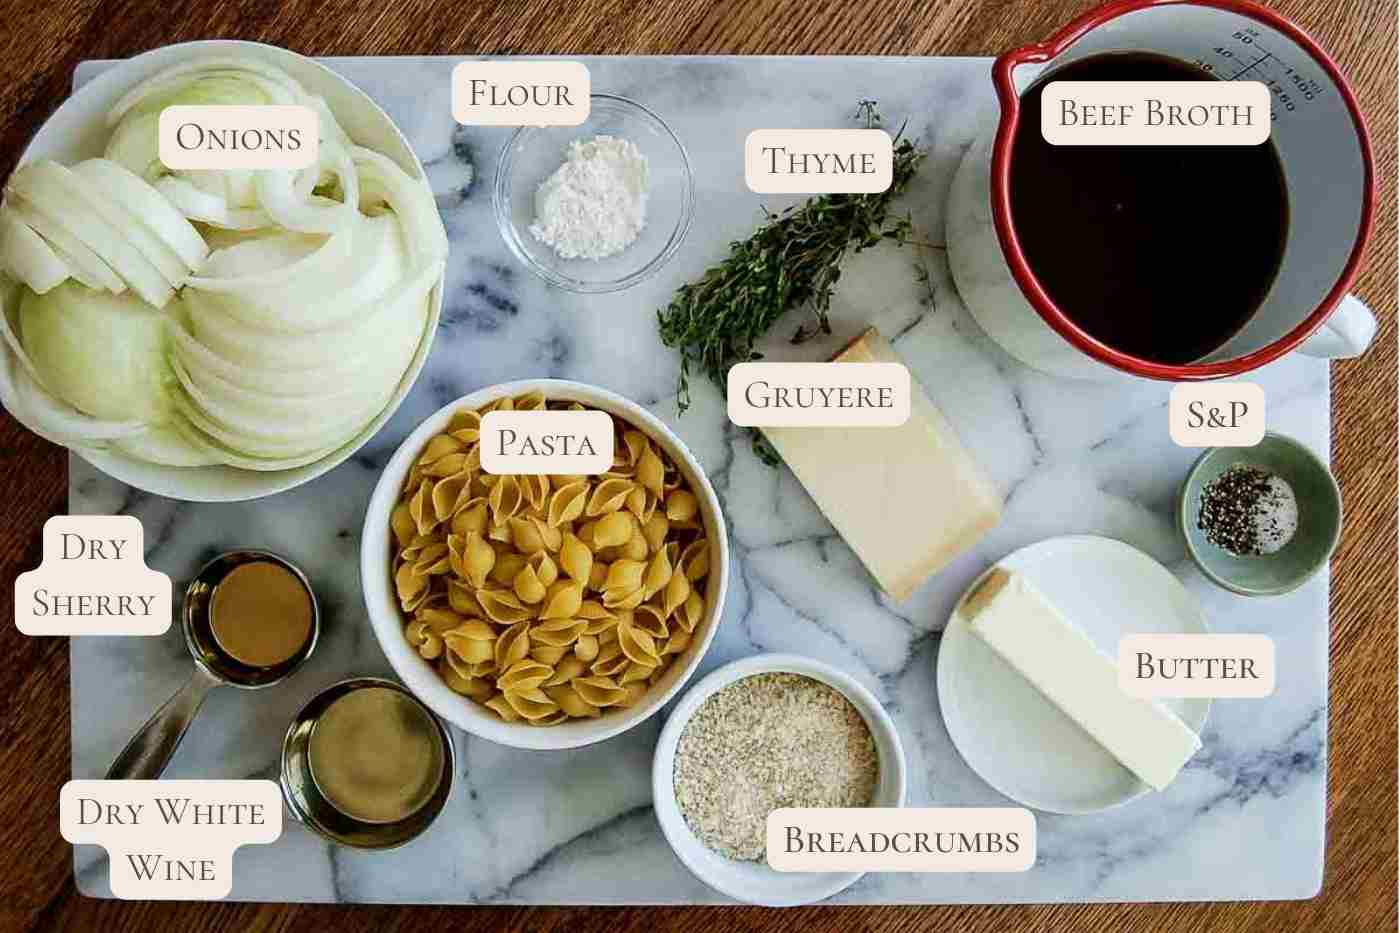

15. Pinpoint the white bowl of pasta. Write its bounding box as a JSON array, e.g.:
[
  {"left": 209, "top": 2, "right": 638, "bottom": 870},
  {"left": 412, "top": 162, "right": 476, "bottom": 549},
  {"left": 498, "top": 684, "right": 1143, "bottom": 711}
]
[{"left": 361, "top": 379, "right": 729, "bottom": 751}]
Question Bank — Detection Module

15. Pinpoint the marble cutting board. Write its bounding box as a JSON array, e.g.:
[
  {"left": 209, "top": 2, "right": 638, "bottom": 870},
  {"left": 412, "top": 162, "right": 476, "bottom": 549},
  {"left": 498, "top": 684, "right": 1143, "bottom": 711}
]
[{"left": 68, "top": 56, "right": 1329, "bottom": 904}]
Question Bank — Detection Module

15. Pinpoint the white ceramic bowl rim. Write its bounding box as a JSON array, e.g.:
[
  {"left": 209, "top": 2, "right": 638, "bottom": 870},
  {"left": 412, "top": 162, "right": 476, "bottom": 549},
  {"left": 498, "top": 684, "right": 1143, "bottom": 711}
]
[
  {"left": 361, "top": 379, "right": 729, "bottom": 751},
  {"left": 651, "top": 652, "right": 908, "bottom": 907},
  {"left": 492, "top": 93, "right": 695, "bottom": 294},
  {"left": 14, "top": 39, "right": 444, "bottom": 502}
]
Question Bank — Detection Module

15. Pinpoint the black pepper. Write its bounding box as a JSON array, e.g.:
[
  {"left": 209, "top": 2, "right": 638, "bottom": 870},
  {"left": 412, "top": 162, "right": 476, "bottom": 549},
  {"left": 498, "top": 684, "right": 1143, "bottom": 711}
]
[{"left": 1197, "top": 465, "right": 1299, "bottom": 556}]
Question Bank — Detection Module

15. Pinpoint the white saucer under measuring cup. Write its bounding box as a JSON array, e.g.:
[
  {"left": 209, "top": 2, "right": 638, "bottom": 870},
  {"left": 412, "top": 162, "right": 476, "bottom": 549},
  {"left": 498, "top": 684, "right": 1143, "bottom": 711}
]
[{"left": 937, "top": 535, "right": 1211, "bottom": 814}]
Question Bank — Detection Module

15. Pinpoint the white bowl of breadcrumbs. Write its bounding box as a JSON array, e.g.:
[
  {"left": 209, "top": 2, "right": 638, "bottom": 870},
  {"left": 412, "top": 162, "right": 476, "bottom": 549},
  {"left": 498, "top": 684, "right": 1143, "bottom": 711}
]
[{"left": 652, "top": 652, "right": 906, "bottom": 906}]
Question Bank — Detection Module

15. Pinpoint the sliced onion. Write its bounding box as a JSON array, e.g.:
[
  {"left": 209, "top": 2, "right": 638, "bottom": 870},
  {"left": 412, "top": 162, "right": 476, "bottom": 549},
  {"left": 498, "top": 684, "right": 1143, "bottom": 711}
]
[
  {"left": 0, "top": 282, "right": 146, "bottom": 447},
  {"left": 0, "top": 210, "right": 67, "bottom": 293},
  {"left": 255, "top": 142, "right": 358, "bottom": 234},
  {"left": 107, "top": 59, "right": 305, "bottom": 127},
  {"left": 111, "top": 425, "right": 214, "bottom": 466},
  {"left": 185, "top": 221, "right": 355, "bottom": 306},
  {"left": 169, "top": 409, "right": 345, "bottom": 471},
  {"left": 6, "top": 195, "right": 124, "bottom": 292},
  {"left": 352, "top": 146, "right": 448, "bottom": 264},
  {"left": 155, "top": 176, "right": 269, "bottom": 230},
  {"left": 8, "top": 162, "right": 172, "bottom": 307},
  {"left": 73, "top": 160, "right": 208, "bottom": 270},
  {"left": 59, "top": 165, "right": 186, "bottom": 286}
]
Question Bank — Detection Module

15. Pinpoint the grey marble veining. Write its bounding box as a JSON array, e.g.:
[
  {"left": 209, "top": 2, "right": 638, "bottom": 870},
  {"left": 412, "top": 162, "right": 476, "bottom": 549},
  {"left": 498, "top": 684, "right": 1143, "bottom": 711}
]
[{"left": 70, "top": 56, "right": 1327, "bottom": 903}]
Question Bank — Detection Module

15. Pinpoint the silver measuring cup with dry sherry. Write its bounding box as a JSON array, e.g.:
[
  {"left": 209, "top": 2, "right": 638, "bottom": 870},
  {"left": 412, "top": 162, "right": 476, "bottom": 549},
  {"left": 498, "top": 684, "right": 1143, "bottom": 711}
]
[{"left": 107, "top": 549, "right": 319, "bottom": 780}]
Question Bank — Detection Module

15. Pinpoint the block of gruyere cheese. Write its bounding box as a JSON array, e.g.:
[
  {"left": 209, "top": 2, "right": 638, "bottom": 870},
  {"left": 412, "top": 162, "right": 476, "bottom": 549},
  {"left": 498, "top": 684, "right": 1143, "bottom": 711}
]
[
  {"left": 963, "top": 567, "right": 1202, "bottom": 791},
  {"left": 762, "top": 327, "right": 1001, "bottom": 601}
]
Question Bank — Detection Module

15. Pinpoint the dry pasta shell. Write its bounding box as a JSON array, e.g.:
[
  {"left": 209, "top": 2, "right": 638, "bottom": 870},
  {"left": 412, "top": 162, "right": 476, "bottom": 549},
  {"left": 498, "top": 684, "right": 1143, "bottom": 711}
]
[
  {"left": 409, "top": 478, "right": 439, "bottom": 535},
  {"left": 418, "top": 433, "right": 464, "bottom": 465},
  {"left": 514, "top": 389, "right": 547, "bottom": 411},
  {"left": 603, "top": 586, "right": 645, "bottom": 611},
  {"left": 636, "top": 446, "right": 664, "bottom": 498},
  {"left": 488, "top": 474, "right": 523, "bottom": 525},
  {"left": 424, "top": 451, "right": 470, "bottom": 479},
  {"left": 463, "top": 531, "right": 496, "bottom": 588},
  {"left": 529, "top": 551, "right": 559, "bottom": 588},
  {"left": 522, "top": 474, "right": 550, "bottom": 512},
  {"left": 446, "top": 579, "right": 481, "bottom": 616},
  {"left": 442, "top": 665, "right": 494, "bottom": 700},
  {"left": 395, "top": 563, "right": 428, "bottom": 609},
  {"left": 529, "top": 710, "right": 570, "bottom": 726},
  {"left": 575, "top": 519, "right": 598, "bottom": 550},
  {"left": 625, "top": 485, "right": 656, "bottom": 524},
  {"left": 665, "top": 489, "right": 698, "bottom": 522},
  {"left": 662, "top": 627, "right": 691, "bottom": 655},
  {"left": 603, "top": 559, "right": 645, "bottom": 593},
  {"left": 587, "top": 561, "right": 608, "bottom": 591},
  {"left": 484, "top": 694, "right": 522, "bottom": 722},
  {"left": 678, "top": 592, "right": 704, "bottom": 633},
  {"left": 534, "top": 618, "right": 586, "bottom": 647},
  {"left": 417, "top": 607, "right": 467, "bottom": 633},
  {"left": 617, "top": 618, "right": 662, "bottom": 667},
  {"left": 618, "top": 681, "right": 649, "bottom": 708},
  {"left": 559, "top": 533, "right": 593, "bottom": 584},
  {"left": 633, "top": 604, "right": 670, "bottom": 639},
  {"left": 585, "top": 478, "right": 634, "bottom": 517},
  {"left": 412, "top": 543, "right": 452, "bottom": 577},
  {"left": 503, "top": 688, "right": 559, "bottom": 721},
  {"left": 622, "top": 430, "right": 649, "bottom": 466},
  {"left": 497, "top": 658, "right": 553, "bottom": 693},
  {"left": 480, "top": 588, "right": 532, "bottom": 625},
  {"left": 431, "top": 472, "right": 472, "bottom": 520},
  {"left": 487, "top": 520, "right": 512, "bottom": 545},
  {"left": 489, "top": 551, "right": 528, "bottom": 587},
  {"left": 546, "top": 683, "right": 601, "bottom": 719},
  {"left": 590, "top": 643, "right": 629, "bottom": 677},
  {"left": 663, "top": 570, "right": 691, "bottom": 618},
  {"left": 681, "top": 540, "right": 710, "bottom": 581},
  {"left": 573, "top": 634, "right": 599, "bottom": 663},
  {"left": 446, "top": 409, "right": 481, "bottom": 439},
  {"left": 530, "top": 643, "right": 567, "bottom": 666},
  {"left": 593, "top": 511, "right": 632, "bottom": 548},
  {"left": 620, "top": 531, "right": 649, "bottom": 562},
  {"left": 642, "top": 513, "right": 670, "bottom": 554},
  {"left": 493, "top": 620, "right": 531, "bottom": 670},
  {"left": 391, "top": 502, "right": 416, "bottom": 549},
  {"left": 450, "top": 499, "right": 489, "bottom": 537},
  {"left": 641, "top": 550, "right": 673, "bottom": 600},
  {"left": 546, "top": 481, "right": 588, "bottom": 527},
  {"left": 445, "top": 633, "right": 494, "bottom": 665},
  {"left": 539, "top": 580, "right": 584, "bottom": 620},
  {"left": 577, "top": 599, "right": 613, "bottom": 621},
  {"left": 509, "top": 516, "right": 546, "bottom": 554},
  {"left": 573, "top": 676, "right": 628, "bottom": 707},
  {"left": 513, "top": 563, "right": 546, "bottom": 604},
  {"left": 618, "top": 660, "right": 654, "bottom": 685},
  {"left": 531, "top": 517, "right": 562, "bottom": 552},
  {"left": 546, "top": 654, "right": 587, "bottom": 685}
]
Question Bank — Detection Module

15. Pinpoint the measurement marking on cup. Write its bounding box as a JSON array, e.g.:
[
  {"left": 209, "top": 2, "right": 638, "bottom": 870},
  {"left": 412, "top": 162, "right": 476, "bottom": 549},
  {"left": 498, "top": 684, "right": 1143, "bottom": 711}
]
[{"left": 1229, "top": 51, "right": 1272, "bottom": 80}]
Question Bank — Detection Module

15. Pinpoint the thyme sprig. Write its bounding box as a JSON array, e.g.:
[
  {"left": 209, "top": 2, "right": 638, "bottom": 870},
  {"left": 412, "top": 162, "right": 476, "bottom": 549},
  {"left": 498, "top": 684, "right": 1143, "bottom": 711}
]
[{"left": 657, "top": 101, "right": 926, "bottom": 465}]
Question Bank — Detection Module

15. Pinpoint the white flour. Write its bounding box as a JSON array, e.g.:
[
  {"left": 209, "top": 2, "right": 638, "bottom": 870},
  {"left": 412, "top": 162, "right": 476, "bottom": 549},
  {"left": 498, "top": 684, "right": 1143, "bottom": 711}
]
[{"left": 529, "top": 135, "right": 649, "bottom": 260}]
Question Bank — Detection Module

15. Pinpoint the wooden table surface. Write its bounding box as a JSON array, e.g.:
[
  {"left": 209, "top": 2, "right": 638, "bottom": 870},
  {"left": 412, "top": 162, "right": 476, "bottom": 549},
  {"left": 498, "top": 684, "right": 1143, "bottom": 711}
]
[{"left": 0, "top": 0, "right": 1394, "bottom": 930}]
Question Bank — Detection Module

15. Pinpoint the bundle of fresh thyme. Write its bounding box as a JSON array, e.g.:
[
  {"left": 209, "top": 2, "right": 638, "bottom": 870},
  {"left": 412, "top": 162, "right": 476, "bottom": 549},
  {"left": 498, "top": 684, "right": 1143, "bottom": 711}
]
[{"left": 657, "top": 101, "right": 926, "bottom": 465}]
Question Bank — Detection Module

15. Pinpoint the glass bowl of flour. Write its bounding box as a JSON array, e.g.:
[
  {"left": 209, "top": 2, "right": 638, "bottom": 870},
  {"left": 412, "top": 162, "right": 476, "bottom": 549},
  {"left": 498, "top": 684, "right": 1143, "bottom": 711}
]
[{"left": 494, "top": 94, "right": 694, "bottom": 293}]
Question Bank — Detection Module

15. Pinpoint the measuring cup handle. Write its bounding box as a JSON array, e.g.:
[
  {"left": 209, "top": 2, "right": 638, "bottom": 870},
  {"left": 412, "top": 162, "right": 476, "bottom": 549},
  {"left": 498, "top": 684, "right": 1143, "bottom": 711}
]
[
  {"left": 106, "top": 668, "right": 221, "bottom": 781},
  {"left": 1297, "top": 294, "right": 1377, "bottom": 360}
]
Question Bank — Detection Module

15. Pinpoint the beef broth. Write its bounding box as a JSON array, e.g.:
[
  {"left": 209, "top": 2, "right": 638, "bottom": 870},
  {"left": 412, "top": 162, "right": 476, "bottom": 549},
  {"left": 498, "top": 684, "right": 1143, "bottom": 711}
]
[{"left": 1009, "top": 52, "right": 1288, "bottom": 365}]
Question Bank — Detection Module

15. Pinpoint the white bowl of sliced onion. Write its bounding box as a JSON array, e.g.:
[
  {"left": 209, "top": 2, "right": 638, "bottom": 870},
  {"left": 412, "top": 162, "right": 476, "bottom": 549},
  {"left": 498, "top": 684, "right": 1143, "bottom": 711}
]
[
  {"left": 361, "top": 379, "right": 729, "bottom": 751},
  {"left": 0, "top": 40, "right": 446, "bottom": 501}
]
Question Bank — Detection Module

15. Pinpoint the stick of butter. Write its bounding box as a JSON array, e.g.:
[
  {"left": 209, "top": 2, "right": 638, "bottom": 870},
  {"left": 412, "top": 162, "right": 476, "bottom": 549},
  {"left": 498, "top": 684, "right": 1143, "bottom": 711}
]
[
  {"left": 963, "top": 567, "right": 1202, "bottom": 791},
  {"left": 762, "top": 327, "right": 1002, "bottom": 601}
]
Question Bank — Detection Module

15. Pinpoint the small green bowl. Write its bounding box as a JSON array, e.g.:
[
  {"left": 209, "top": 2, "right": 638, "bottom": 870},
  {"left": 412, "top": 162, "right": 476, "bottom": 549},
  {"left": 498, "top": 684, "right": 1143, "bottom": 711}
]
[{"left": 1178, "top": 433, "right": 1341, "bottom": 597}]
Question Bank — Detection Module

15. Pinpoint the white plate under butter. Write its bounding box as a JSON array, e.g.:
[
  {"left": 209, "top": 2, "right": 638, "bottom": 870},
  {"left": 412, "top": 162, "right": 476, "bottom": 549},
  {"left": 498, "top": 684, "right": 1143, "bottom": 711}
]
[{"left": 937, "top": 535, "right": 1210, "bottom": 814}]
